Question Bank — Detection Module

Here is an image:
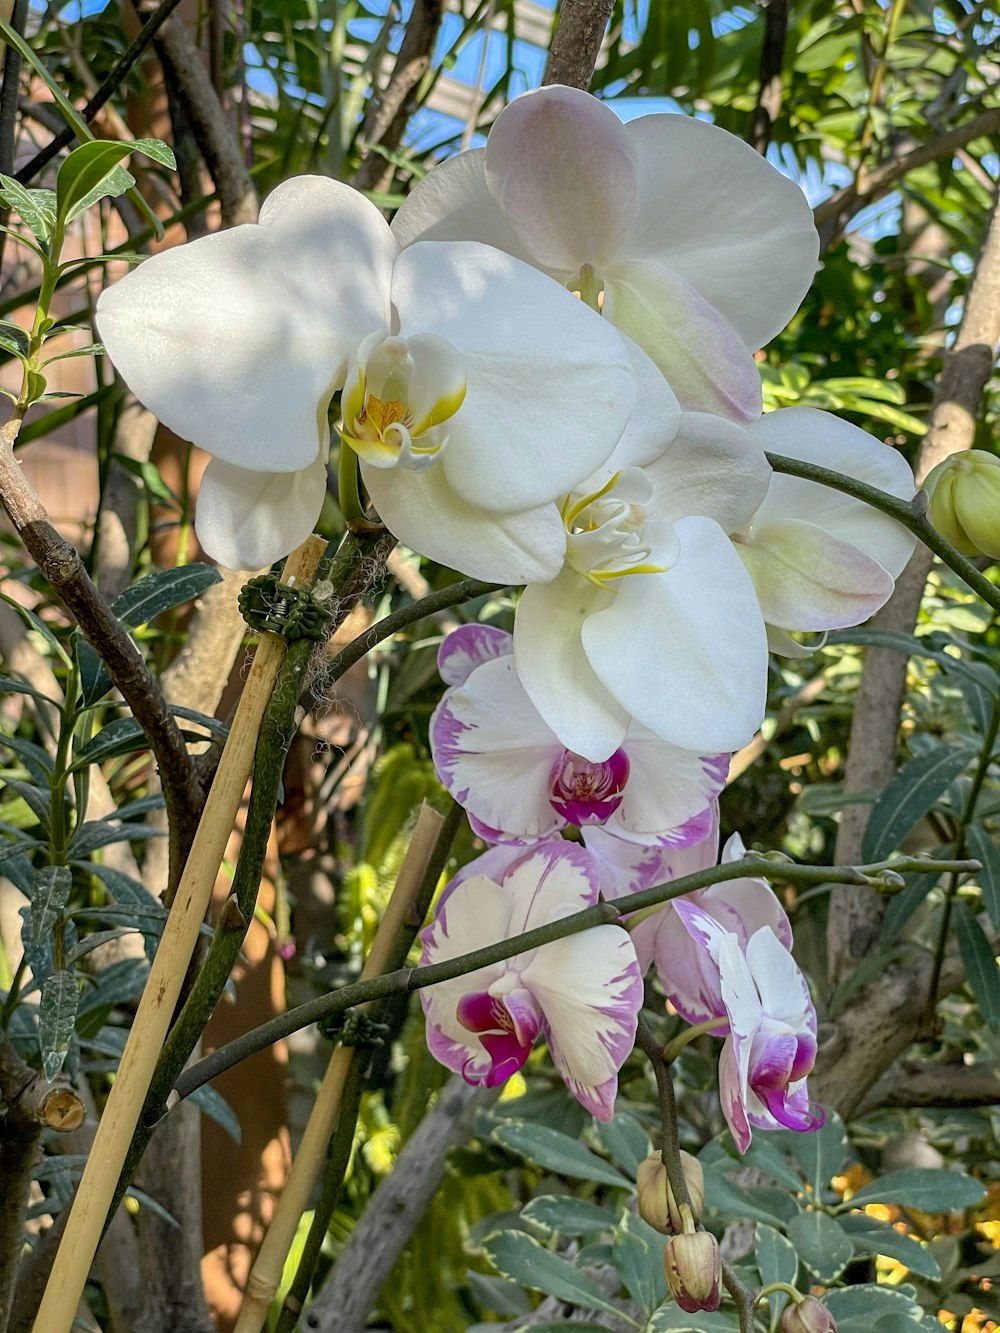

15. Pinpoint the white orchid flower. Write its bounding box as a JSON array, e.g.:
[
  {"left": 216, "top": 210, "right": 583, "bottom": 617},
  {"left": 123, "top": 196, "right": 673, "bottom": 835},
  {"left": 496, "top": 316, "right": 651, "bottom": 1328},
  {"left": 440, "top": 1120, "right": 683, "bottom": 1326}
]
[
  {"left": 431, "top": 624, "right": 725, "bottom": 886},
  {"left": 96, "top": 175, "right": 637, "bottom": 578},
  {"left": 392, "top": 85, "right": 819, "bottom": 421},
  {"left": 672, "top": 899, "right": 822, "bottom": 1152},
  {"left": 419, "top": 841, "right": 644, "bottom": 1121},
  {"left": 513, "top": 417, "right": 773, "bottom": 764}
]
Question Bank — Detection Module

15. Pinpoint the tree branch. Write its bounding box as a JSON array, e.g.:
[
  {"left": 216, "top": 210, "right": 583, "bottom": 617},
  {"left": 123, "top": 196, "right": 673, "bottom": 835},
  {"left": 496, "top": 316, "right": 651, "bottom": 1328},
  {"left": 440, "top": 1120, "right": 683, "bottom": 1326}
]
[
  {"left": 354, "top": 0, "right": 445, "bottom": 196},
  {"left": 542, "top": 0, "right": 614, "bottom": 91},
  {"left": 828, "top": 193, "right": 1000, "bottom": 987},
  {"left": 131, "top": 0, "right": 258, "bottom": 226},
  {"left": 0, "top": 418, "right": 205, "bottom": 870},
  {"left": 815, "top": 108, "right": 1000, "bottom": 250},
  {"left": 747, "top": 0, "right": 788, "bottom": 155},
  {"left": 857, "top": 1059, "right": 1000, "bottom": 1114}
]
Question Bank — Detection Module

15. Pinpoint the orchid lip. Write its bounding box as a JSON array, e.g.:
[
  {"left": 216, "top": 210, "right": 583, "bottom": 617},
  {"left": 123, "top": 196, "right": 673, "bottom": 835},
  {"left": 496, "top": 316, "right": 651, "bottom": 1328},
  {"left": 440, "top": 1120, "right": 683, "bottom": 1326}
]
[{"left": 548, "top": 746, "right": 630, "bottom": 824}]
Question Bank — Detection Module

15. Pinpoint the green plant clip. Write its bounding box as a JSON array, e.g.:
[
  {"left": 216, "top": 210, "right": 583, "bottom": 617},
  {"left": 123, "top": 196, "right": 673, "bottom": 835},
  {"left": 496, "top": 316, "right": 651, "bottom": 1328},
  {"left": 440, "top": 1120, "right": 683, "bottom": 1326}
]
[
  {"left": 318, "top": 1009, "right": 389, "bottom": 1048},
  {"left": 238, "top": 574, "right": 330, "bottom": 641}
]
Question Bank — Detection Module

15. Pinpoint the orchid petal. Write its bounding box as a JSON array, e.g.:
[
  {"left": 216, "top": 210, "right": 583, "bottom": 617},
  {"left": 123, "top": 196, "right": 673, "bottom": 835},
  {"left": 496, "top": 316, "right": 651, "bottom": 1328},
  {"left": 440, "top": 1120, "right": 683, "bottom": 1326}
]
[
  {"left": 609, "top": 734, "right": 728, "bottom": 838},
  {"left": 587, "top": 336, "right": 682, "bottom": 486},
  {"left": 747, "top": 408, "right": 916, "bottom": 577},
  {"left": 390, "top": 147, "right": 535, "bottom": 262},
  {"left": 624, "top": 113, "right": 818, "bottom": 351},
  {"left": 515, "top": 574, "right": 631, "bottom": 764},
  {"left": 362, "top": 453, "right": 566, "bottom": 583},
  {"left": 737, "top": 517, "right": 895, "bottom": 630},
  {"left": 524, "top": 926, "right": 644, "bottom": 1121},
  {"left": 392, "top": 241, "right": 635, "bottom": 512},
  {"left": 718, "top": 930, "right": 765, "bottom": 1041},
  {"left": 483, "top": 85, "right": 639, "bottom": 274},
  {"left": 583, "top": 826, "right": 694, "bottom": 901},
  {"left": 500, "top": 841, "right": 603, "bottom": 939},
  {"left": 646, "top": 412, "right": 771, "bottom": 532},
  {"left": 602, "top": 259, "right": 763, "bottom": 422},
  {"left": 744, "top": 928, "right": 816, "bottom": 1031},
  {"left": 430, "top": 655, "right": 564, "bottom": 840},
  {"left": 195, "top": 455, "right": 327, "bottom": 570},
  {"left": 583, "top": 517, "right": 768, "bottom": 753},
  {"left": 98, "top": 176, "right": 395, "bottom": 474},
  {"left": 719, "top": 1037, "right": 753, "bottom": 1153},
  {"left": 438, "top": 624, "right": 513, "bottom": 686}
]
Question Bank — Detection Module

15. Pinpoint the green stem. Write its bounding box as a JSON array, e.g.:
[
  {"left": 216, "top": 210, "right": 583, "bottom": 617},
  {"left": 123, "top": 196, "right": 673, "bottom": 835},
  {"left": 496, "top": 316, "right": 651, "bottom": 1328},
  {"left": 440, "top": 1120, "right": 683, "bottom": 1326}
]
[
  {"left": 170, "top": 853, "right": 980, "bottom": 1107},
  {"left": 923, "top": 695, "right": 1000, "bottom": 1024},
  {"left": 663, "top": 1017, "right": 723, "bottom": 1063},
  {"left": 337, "top": 440, "right": 365, "bottom": 525},
  {"left": 758, "top": 1282, "right": 803, "bottom": 1305},
  {"left": 765, "top": 451, "right": 1000, "bottom": 614}
]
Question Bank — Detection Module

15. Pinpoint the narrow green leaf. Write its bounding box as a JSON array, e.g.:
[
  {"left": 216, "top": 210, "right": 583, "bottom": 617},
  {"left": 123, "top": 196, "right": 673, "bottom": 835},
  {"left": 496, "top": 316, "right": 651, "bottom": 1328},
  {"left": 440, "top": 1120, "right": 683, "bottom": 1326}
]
[
  {"left": 846, "top": 1166, "right": 986, "bottom": 1212},
  {"left": 786, "top": 1211, "right": 854, "bottom": 1283},
  {"left": 952, "top": 901, "right": 1000, "bottom": 1032},
  {"left": 70, "top": 717, "right": 146, "bottom": 770},
  {"left": 74, "top": 635, "right": 112, "bottom": 707},
  {"left": 55, "top": 138, "right": 176, "bottom": 226},
  {"left": 28, "top": 866, "right": 72, "bottom": 951},
  {"left": 38, "top": 969, "right": 79, "bottom": 1081},
  {"left": 966, "top": 825, "right": 1000, "bottom": 933},
  {"left": 613, "top": 1211, "right": 667, "bottom": 1316},
  {"left": 0, "top": 673, "right": 60, "bottom": 708},
  {"left": 187, "top": 1083, "right": 242, "bottom": 1144},
  {"left": 68, "top": 820, "right": 164, "bottom": 856},
  {"left": 110, "top": 564, "right": 222, "bottom": 628},
  {"left": 491, "top": 1121, "right": 631, "bottom": 1189},
  {"left": 0, "top": 318, "right": 29, "bottom": 359},
  {"left": 521, "top": 1196, "right": 619, "bottom": 1238},
  {"left": 41, "top": 342, "right": 105, "bottom": 366},
  {"left": 64, "top": 165, "right": 135, "bottom": 225},
  {"left": 861, "top": 745, "right": 977, "bottom": 863},
  {"left": 0, "top": 174, "right": 57, "bottom": 242},
  {"left": 482, "top": 1230, "right": 626, "bottom": 1321}
]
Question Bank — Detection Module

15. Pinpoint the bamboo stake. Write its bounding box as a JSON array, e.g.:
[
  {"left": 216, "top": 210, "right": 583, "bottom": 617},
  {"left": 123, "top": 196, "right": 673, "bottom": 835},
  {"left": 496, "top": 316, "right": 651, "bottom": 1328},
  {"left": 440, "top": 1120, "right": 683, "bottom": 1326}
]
[
  {"left": 233, "top": 802, "right": 446, "bottom": 1333},
  {"left": 32, "top": 534, "right": 329, "bottom": 1333}
]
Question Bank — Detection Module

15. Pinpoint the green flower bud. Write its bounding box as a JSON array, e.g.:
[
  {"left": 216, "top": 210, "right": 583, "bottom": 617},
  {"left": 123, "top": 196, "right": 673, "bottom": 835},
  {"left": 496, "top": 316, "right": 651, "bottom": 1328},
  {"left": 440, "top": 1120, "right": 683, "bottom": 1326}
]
[
  {"left": 636, "top": 1152, "right": 705, "bottom": 1233},
  {"left": 780, "top": 1295, "right": 838, "bottom": 1333},
  {"left": 663, "top": 1230, "right": 721, "bottom": 1313},
  {"left": 925, "top": 450, "right": 1000, "bottom": 560}
]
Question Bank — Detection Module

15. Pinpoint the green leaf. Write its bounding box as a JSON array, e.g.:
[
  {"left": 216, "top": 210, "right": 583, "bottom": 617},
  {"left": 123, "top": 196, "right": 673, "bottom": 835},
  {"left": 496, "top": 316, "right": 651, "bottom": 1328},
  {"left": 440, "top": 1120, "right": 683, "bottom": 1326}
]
[
  {"left": 773, "top": 1109, "right": 849, "bottom": 1198},
  {"left": 4, "top": 777, "right": 52, "bottom": 828},
  {"left": 56, "top": 138, "right": 176, "bottom": 226},
  {"left": 521, "top": 1195, "right": 619, "bottom": 1238},
  {"left": 701, "top": 1163, "right": 792, "bottom": 1228},
  {"left": 187, "top": 1083, "right": 242, "bottom": 1144},
  {"left": 0, "top": 319, "right": 30, "bottom": 359},
  {"left": 28, "top": 866, "right": 72, "bottom": 952},
  {"left": 613, "top": 1211, "right": 667, "bottom": 1316},
  {"left": 74, "top": 635, "right": 112, "bottom": 707},
  {"left": 648, "top": 1306, "right": 741, "bottom": 1333},
  {"left": 741, "top": 1136, "right": 809, "bottom": 1192},
  {"left": 62, "top": 164, "right": 135, "bottom": 225},
  {"left": 0, "top": 673, "right": 60, "bottom": 710},
  {"left": 111, "top": 564, "right": 221, "bottom": 628},
  {"left": 846, "top": 1167, "right": 986, "bottom": 1212},
  {"left": 592, "top": 1114, "right": 651, "bottom": 1177},
  {"left": 41, "top": 341, "right": 105, "bottom": 366},
  {"left": 68, "top": 820, "right": 163, "bottom": 856},
  {"left": 755, "top": 1223, "right": 799, "bottom": 1321},
  {"left": 0, "top": 175, "right": 57, "bottom": 242},
  {"left": 824, "top": 1283, "right": 925, "bottom": 1327},
  {"left": 482, "top": 1230, "right": 626, "bottom": 1320},
  {"left": 786, "top": 1211, "right": 854, "bottom": 1283},
  {"left": 490, "top": 1121, "right": 631, "bottom": 1189},
  {"left": 38, "top": 969, "right": 79, "bottom": 1081},
  {"left": 953, "top": 900, "right": 1000, "bottom": 1032},
  {"left": 966, "top": 825, "right": 1000, "bottom": 933},
  {"left": 70, "top": 717, "right": 146, "bottom": 770},
  {"left": 838, "top": 1214, "right": 941, "bottom": 1280},
  {"left": 861, "top": 745, "right": 977, "bottom": 862}
]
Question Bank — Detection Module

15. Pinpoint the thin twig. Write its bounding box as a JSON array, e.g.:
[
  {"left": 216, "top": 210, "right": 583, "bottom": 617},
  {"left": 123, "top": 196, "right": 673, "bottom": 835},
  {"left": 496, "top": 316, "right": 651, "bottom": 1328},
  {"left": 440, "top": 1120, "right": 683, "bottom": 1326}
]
[{"left": 747, "top": 0, "right": 788, "bottom": 154}]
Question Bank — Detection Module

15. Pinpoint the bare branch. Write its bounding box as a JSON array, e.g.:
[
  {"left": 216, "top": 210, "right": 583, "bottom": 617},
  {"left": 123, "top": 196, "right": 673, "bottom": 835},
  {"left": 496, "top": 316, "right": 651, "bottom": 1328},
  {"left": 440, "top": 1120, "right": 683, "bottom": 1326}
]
[
  {"left": 542, "top": 0, "right": 614, "bottom": 91},
  {"left": 815, "top": 108, "right": 1000, "bottom": 250},
  {"left": 355, "top": 0, "right": 445, "bottom": 196},
  {"left": 858, "top": 1060, "right": 1000, "bottom": 1114},
  {"left": 747, "top": 0, "right": 788, "bottom": 155},
  {"left": 131, "top": 0, "right": 258, "bottom": 226}
]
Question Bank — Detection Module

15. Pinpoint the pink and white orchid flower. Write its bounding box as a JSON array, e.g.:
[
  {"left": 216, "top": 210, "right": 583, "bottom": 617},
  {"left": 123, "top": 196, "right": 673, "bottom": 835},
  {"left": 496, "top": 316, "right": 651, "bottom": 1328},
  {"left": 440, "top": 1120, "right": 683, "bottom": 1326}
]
[
  {"left": 671, "top": 896, "right": 822, "bottom": 1152},
  {"left": 419, "top": 842, "right": 644, "bottom": 1120},
  {"left": 392, "top": 85, "right": 819, "bottom": 421},
  {"left": 97, "top": 175, "right": 636, "bottom": 578},
  {"left": 432, "top": 625, "right": 726, "bottom": 879}
]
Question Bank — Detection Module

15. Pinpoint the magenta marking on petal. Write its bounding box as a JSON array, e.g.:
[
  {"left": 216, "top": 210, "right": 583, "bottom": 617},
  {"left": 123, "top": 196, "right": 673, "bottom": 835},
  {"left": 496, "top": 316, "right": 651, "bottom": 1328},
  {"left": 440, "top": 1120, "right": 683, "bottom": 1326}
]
[
  {"left": 438, "top": 624, "right": 513, "bottom": 686},
  {"left": 479, "top": 1031, "right": 533, "bottom": 1084},
  {"left": 791, "top": 1032, "right": 818, "bottom": 1081},
  {"left": 755, "top": 1084, "right": 820, "bottom": 1132},
  {"left": 457, "top": 990, "right": 507, "bottom": 1034},
  {"left": 548, "top": 747, "right": 630, "bottom": 825},
  {"left": 748, "top": 1032, "right": 798, "bottom": 1088}
]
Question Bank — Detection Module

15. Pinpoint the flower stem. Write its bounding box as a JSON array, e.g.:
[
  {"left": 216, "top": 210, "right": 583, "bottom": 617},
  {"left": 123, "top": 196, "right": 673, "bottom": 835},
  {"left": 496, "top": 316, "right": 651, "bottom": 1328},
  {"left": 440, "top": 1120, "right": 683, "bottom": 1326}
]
[
  {"left": 765, "top": 450, "right": 1000, "bottom": 614},
  {"left": 337, "top": 439, "right": 365, "bottom": 524},
  {"left": 663, "top": 1017, "right": 724, "bottom": 1063}
]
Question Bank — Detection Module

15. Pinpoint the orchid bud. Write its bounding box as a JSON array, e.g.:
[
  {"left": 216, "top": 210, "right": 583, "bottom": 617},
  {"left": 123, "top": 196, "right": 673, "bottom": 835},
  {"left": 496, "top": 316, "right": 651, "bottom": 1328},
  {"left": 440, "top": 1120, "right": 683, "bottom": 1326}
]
[
  {"left": 925, "top": 450, "right": 1000, "bottom": 560},
  {"left": 636, "top": 1152, "right": 705, "bottom": 1233},
  {"left": 780, "top": 1296, "right": 838, "bottom": 1333},
  {"left": 663, "top": 1230, "right": 722, "bottom": 1312}
]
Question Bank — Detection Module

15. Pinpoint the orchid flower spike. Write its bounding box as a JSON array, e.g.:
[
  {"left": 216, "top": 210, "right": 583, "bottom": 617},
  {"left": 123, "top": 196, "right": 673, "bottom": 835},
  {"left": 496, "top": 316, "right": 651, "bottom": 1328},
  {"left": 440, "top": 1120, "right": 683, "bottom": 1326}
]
[
  {"left": 97, "top": 175, "right": 636, "bottom": 579},
  {"left": 419, "top": 841, "right": 644, "bottom": 1120},
  {"left": 392, "top": 85, "right": 819, "bottom": 421},
  {"left": 431, "top": 624, "right": 725, "bottom": 894}
]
